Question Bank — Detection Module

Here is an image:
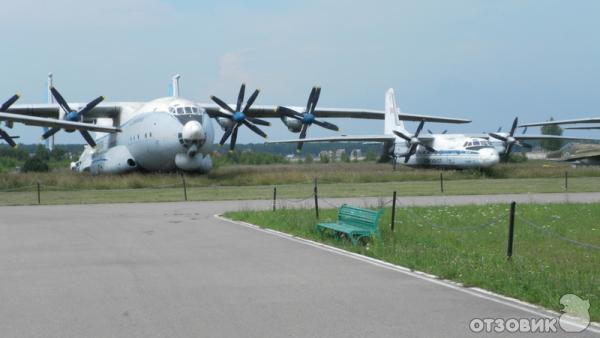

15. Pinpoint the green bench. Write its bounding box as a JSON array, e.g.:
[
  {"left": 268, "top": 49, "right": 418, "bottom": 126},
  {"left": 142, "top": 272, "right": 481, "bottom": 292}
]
[{"left": 316, "top": 204, "right": 383, "bottom": 245}]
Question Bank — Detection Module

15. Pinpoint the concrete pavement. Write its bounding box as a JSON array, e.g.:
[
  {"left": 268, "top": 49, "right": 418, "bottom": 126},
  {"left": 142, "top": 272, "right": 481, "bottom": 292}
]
[{"left": 0, "top": 195, "right": 598, "bottom": 337}]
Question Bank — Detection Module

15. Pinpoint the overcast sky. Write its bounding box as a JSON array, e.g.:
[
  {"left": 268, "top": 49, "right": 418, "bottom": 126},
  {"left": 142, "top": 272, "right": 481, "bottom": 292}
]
[{"left": 3, "top": 0, "right": 600, "bottom": 144}]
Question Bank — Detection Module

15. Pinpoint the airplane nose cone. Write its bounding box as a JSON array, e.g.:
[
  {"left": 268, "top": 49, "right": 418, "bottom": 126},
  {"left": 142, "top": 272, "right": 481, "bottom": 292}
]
[
  {"left": 479, "top": 148, "right": 500, "bottom": 167},
  {"left": 182, "top": 120, "right": 206, "bottom": 144}
]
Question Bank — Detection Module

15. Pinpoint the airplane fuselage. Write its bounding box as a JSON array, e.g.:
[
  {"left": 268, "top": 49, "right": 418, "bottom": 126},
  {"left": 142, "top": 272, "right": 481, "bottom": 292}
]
[
  {"left": 392, "top": 134, "right": 500, "bottom": 169},
  {"left": 72, "top": 97, "right": 215, "bottom": 174}
]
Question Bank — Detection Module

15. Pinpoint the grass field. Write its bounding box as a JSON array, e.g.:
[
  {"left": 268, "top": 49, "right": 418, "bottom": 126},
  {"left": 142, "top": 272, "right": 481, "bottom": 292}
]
[
  {"left": 1, "top": 162, "right": 600, "bottom": 205},
  {"left": 2, "top": 161, "right": 600, "bottom": 190},
  {"left": 225, "top": 203, "right": 600, "bottom": 321},
  {"left": 1, "top": 176, "right": 600, "bottom": 206}
]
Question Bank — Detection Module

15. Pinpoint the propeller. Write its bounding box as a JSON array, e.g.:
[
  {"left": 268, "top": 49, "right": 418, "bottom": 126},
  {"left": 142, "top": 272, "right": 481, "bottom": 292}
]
[
  {"left": 42, "top": 87, "right": 105, "bottom": 147},
  {"left": 488, "top": 117, "right": 530, "bottom": 158},
  {"left": 393, "top": 120, "right": 436, "bottom": 163},
  {"left": 0, "top": 94, "right": 21, "bottom": 147},
  {"left": 427, "top": 129, "right": 447, "bottom": 134},
  {"left": 210, "top": 83, "right": 270, "bottom": 151},
  {"left": 276, "top": 86, "right": 339, "bottom": 152}
]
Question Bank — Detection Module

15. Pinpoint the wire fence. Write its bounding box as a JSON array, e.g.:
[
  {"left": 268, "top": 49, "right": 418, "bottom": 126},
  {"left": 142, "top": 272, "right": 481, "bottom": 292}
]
[{"left": 517, "top": 215, "right": 600, "bottom": 251}]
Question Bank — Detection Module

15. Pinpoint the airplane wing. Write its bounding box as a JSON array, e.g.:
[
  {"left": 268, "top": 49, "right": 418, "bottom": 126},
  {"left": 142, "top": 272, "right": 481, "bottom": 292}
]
[
  {"left": 201, "top": 103, "right": 471, "bottom": 123},
  {"left": 266, "top": 134, "right": 396, "bottom": 144},
  {"left": 513, "top": 135, "right": 600, "bottom": 141},
  {"left": 0, "top": 112, "right": 121, "bottom": 133},
  {"left": 6, "top": 102, "right": 127, "bottom": 119},
  {"left": 565, "top": 126, "right": 600, "bottom": 130},
  {"left": 520, "top": 118, "right": 600, "bottom": 127}
]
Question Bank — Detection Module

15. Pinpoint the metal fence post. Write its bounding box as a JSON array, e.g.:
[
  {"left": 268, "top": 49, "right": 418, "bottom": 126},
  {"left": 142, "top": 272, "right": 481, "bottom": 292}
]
[
  {"left": 181, "top": 172, "right": 188, "bottom": 201},
  {"left": 565, "top": 171, "right": 568, "bottom": 191},
  {"left": 507, "top": 201, "right": 516, "bottom": 260},
  {"left": 37, "top": 182, "right": 41, "bottom": 205},
  {"left": 440, "top": 172, "right": 444, "bottom": 193},
  {"left": 314, "top": 178, "right": 319, "bottom": 219},
  {"left": 391, "top": 191, "right": 397, "bottom": 232},
  {"left": 273, "top": 186, "right": 277, "bottom": 211}
]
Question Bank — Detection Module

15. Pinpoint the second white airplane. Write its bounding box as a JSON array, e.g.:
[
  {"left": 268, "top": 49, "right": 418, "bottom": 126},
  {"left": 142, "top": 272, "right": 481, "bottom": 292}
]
[{"left": 269, "top": 89, "right": 595, "bottom": 169}]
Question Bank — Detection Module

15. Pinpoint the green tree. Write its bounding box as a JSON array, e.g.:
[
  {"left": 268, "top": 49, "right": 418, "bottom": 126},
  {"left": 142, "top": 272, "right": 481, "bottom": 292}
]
[
  {"left": 304, "top": 154, "right": 313, "bottom": 164},
  {"left": 35, "top": 145, "right": 51, "bottom": 161},
  {"left": 539, "top": 118, "right": 564, "bottom": 151},
  {"left": 365, "top": 150, "right": 377, "bottom": 162},
  {"left": 22, "top": 157, "right": 49, "bottom": 172},
  {"left": 50, "top": 147, "right": 67, "bottom": 161},
  {"left": 341, "top": 152, "right": 351, "bottom": 163},
  {"left": 319, "top": 153, "right": 330, "bottom": 163}
]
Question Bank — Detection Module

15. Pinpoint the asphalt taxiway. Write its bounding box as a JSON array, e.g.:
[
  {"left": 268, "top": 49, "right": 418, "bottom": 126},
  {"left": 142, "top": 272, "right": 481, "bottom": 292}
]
[{"left": 0, "top": 194, "right": 598, "bottom": 337}]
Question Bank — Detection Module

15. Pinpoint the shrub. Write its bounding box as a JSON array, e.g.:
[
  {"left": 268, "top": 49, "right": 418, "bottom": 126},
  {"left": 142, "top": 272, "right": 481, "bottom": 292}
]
[{"left": 22, "top": 157, "right": 49, "bottom": 172}]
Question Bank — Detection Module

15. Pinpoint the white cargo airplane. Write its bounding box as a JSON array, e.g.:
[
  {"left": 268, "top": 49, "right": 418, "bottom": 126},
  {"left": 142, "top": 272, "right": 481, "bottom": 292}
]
[
  {"left": 2, "top": 75, "right": 471, "bottom": 174},
  {"left": 269, "top": 89, "right": 597, "bottom": 169}
]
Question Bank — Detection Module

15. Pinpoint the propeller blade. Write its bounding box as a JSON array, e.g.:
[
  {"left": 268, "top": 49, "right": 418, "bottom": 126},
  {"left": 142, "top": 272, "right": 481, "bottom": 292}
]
[
  {"left": 309, "top": 86, "right": 321, "bottom": 114},
  {"left": 277, "top": 106, "right": 302, "bottom": 119},
  {"left": 79, "top": 130, "right": 96, "bottom": 147},
  {"left": 229, "top": 125, "right": 239, "bottom": 151},
  {"left": 236, "top": 83, "right": 245, "bottom": 112},
  {"left": 0, "top": 128, "right": 16, "bottom": 147},
  {"left": 305, "top": 87, "right": 316, "bottom": 113},
  {"left": 296, "top": 124, "right": 309, "bottom": 151},
  {"left": 488, "top": 132, "right": 508, "bottom": 142},
  {"left": 497, "top": 126, "right": 502, "bottom": 133},
  {"left": 220, "top": 126, "right": 234, "bottom": 145},
  {"left": 242, "top": 89, "right": 260, "bottom": 113},
  {"left": 212, "top": 110, "right": 233, "bottom": 119},
  {"left": 299, "top": 123, "right": 308, "bottom": 139},
  {"left": 424, "top": 145, "right": 436, "bottom": 152},
  {"left": 414, "top": 120, "right": 425, "bottom": 137},
  {"left": 41, "top": 127, "right": 60, "bottom": 140},
  {"left": 504, "top": 142, "right": 515, "bottom": 156},
  {"left": 427, "top": 129, "right": 433, "bottom": 134},
  {"left": 442, "top": 130, "right": 447, "bottom": 134},
  {"left": 509, "top": 117, "right": 518, "bottom": 136},
  {"left": 404, "top": 144, "right": 418, "bottom": 163},
  {"left": 77, "top": 96, "right": 105, "bottom": 118},
  {"left": 0, "top": 94, "right": 20, "bottom": 111},
  {"left": 522, "top": 142, "right": 533, "bottom": 149},
  {"left": 210, "top": 95, "right": 235, "bottom": 114},
  {"left": 248, "top": 117, "right": 270, "bottom": 126},
  {"left": 50, "top": 87, "right": 73, "bottom": 113},
  {"left": 312, "top": 119, "right": 339, "bottom": 131},
  {"left": 522, "top": 126, "right": 528, "bottom": 134},
  {"left": 242, "top": 120, "right": 267, "bottom": 138},
  {"left": 393, "top": 130, "right": 412, "bottom": 142}
]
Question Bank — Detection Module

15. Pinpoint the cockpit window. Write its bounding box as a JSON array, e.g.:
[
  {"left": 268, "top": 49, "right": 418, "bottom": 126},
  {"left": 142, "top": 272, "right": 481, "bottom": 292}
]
[
  {"left": 185, "top": 107, "right": 192, "bottom": 114},
  {"left": 192, "top": 107, "right": 198, "bottom": 113},
  {"left": 176, "top": 107, "right": 185, "bottom": 114}
]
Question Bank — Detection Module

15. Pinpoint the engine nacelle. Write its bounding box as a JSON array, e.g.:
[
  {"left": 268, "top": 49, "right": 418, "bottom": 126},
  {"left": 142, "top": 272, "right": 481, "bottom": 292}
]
[
  {"left": 90, "top": 145, "right": 137, "bottom": 174},
  {"left": 280, "top": 116, "right": 302, "bottom": 133},
  {"left": 216, "top": 117, "right": 234, "bottom": 131},
  {"left": 175, "top": 153, "right": 213, "bottom": 173}
]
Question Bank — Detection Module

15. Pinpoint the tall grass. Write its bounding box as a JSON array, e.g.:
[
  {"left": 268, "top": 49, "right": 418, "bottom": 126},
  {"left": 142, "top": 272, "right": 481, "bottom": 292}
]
[{"left": 1, "top": 161, "right": 600, "bottom": 190}]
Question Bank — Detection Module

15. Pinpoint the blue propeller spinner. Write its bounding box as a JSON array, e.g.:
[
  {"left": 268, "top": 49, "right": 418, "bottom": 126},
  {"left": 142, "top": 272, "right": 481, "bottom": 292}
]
[
  {"left": 276, "top": 86, "right": 339, "bottom": 152},
  {"left": 210, "top": 83, "right": 271, "bottom": 151}
]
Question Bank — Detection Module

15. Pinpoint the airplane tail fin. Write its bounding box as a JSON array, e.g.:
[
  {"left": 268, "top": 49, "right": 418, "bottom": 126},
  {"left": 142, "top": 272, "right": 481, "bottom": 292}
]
[
  {"left": 171, "top": 74, "right": 181, "bottom": 97},
  {"left": 384, "top": 88, "right": 405, "bottom": 135}
]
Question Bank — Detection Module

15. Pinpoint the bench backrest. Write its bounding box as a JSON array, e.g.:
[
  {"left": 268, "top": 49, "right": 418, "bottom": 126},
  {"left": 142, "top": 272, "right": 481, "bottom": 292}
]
[{"left": 338, "top": 204, "right": 382, "bottom": 231}]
